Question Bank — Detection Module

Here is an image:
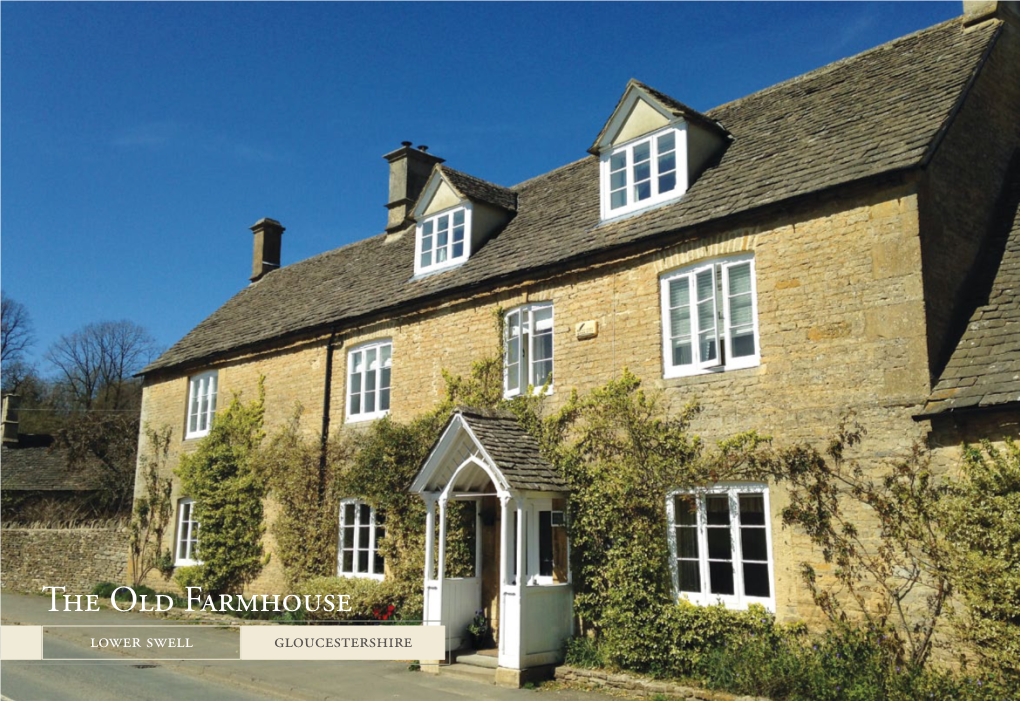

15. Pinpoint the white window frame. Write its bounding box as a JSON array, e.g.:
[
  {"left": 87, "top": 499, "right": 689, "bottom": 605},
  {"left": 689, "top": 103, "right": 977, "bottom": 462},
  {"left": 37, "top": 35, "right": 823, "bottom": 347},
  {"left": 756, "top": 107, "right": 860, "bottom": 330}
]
[
  {"left": 666, "top": 484, "right": 775, "bottom": 611},
  {"left": 660, "top": 254, "right": 760, "bottom": 379},
  {"left": 600, "top": 124, "right": 687, "bottom": 221},
  {"left": 337, "top": 499, "right": 385, "bottom": 580},
  {"left": 346, "top": 340, "right": 392, "bottom": 423},
  {"left": 503, "top": 302, "right": 554, "bottom": 398},
  {"left": 174, "top": 498, "right": 201, "bottom": 567},
  {"left": 185, "top": 370, "right": 218, "bottom": 439},
  {"left": 414, "top": 203, "right": 473, "bottom": 276}
]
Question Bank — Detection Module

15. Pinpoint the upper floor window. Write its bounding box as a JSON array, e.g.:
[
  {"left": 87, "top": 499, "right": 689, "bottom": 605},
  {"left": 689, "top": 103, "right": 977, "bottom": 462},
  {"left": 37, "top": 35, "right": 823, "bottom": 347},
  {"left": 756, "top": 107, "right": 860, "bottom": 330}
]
[
  {"left": 504, "top": 303, "right": 554, "bottom": 398},
  {"left": 667, "top": 484, "right": 774, "bottom": 611},
  {"left": 415, "top": 206, "right": 471, "bottom": 275},
  {"left": 186, "top": 371, "right": 217, "bottom": 439},
  {"left": 175, "top": 498, "right": 200, "bottom": 566},
  {"left": 660, "top": 254, "right": 759, "bottom": 378},
  {"left": 601, "top": 127, "right": 683, "bottom": 220},
  {"left": 347, "top": 340, "right": 392, "bottom": 422},
  {"left": 338, "top": 499, "right": 385, "bottom": 579}
]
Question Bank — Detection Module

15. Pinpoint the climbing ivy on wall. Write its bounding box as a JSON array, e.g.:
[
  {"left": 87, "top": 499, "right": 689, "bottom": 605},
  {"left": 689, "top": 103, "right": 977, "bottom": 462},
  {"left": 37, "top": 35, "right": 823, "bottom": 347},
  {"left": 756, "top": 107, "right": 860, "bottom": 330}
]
[{"left": 175, "top": 379, "right": 268, "bottom": 595}]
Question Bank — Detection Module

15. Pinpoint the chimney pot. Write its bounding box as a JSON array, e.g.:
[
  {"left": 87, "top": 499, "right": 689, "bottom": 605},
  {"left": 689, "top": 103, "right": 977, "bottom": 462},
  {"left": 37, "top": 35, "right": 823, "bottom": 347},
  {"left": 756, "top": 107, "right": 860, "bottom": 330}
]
[
  {"left": 383, "top": 143, "right": 445, "bottom": 235},
  {"left": 250, "top": 218, "right": 285, "bottom": 282},
  {"left": 2, "top": 394, "right": 20, "bottom": 447},
  {"left": 401, "top": 141, "right": 413, "bottom": 148}
]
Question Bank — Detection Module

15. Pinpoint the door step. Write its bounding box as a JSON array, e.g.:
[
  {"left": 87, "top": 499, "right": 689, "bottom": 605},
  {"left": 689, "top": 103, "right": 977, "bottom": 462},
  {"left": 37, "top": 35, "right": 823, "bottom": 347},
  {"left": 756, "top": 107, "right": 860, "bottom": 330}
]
[
  {"left": 441, "top": 662, "right": 497, "bottom": 685},
  {"left": 453, "top": 650, "right": 499, "bottom": 669}
]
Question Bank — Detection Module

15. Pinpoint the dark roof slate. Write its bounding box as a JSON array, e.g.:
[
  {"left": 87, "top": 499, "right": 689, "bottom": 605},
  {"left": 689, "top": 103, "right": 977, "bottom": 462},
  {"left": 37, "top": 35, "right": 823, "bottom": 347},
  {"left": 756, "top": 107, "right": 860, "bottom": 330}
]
[
  {"left": 1, "top": 442, "right": 101, "bottom": 492},
  {"left": 438, "top": 166, "right": 518, "bottom": 213},
  {"left": 144, "top": 18, "right": 1000, "bottom": 375},
  {"left": 457, "top": 407, "right": 568, "bottom": 492},
  {"left": 923, "top": 168, "right": 1020, "bottom": 415}
]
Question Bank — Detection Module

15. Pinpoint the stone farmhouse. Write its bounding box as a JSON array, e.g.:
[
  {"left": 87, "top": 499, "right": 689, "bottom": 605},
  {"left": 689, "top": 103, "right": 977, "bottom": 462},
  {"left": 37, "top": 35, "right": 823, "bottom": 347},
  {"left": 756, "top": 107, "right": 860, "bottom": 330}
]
[{"left": 133, "top": 2, "right": 1019, "bottom": 680}]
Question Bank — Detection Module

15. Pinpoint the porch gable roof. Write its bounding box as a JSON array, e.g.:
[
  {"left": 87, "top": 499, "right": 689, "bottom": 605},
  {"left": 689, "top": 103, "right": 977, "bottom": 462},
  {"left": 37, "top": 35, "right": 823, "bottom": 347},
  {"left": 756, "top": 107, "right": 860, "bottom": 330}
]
[{"left": 411, "top": 407, "right": 568, "bottom": 495}]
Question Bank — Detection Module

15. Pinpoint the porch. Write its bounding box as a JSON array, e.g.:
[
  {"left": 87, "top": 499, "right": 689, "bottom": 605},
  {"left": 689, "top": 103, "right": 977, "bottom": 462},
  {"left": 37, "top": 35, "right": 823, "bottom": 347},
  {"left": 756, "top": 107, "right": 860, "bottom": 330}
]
[{"left": 411, "top": 407, "right": 573, "bottom": 681}]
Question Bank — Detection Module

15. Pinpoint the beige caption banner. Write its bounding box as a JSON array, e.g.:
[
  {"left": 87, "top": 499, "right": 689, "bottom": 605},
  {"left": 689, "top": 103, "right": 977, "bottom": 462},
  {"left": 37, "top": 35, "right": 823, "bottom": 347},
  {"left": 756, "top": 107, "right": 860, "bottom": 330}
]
[
  {"left": 240, "top": 625, "right": 445, "bottom": 660},
  {"left": 1, "top": 626, "right": 43, "bottom": 660}
]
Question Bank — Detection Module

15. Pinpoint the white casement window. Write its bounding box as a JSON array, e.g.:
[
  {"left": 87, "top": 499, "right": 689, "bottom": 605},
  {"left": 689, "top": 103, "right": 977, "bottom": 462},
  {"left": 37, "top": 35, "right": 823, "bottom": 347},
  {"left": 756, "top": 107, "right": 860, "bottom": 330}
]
[
  {"left": 175, "top": 498, "right": 200, "bottom": 566},
  {"left": 338, "top": 499, "right": 385, "bottom": 579},
  {"left": 601, "top": 126, "right": 686, "bottom": 220},
  {"left": 415, "top": 205, "right": 472, "bottom": 275},
  {"left": 186, "top": 371, "right": 218, "bottom": 439},
  {"left": 347, "top": 340, "right": 392, "bottom": 422},
  {"left": 667, "top": 485, "right": 775, "bottom": 611},
  {"left": 660, "top": 254, "right": 759, "bottom": 378},
  {"left": 504, "top": 303, "right": 554, "bottom": 398}
]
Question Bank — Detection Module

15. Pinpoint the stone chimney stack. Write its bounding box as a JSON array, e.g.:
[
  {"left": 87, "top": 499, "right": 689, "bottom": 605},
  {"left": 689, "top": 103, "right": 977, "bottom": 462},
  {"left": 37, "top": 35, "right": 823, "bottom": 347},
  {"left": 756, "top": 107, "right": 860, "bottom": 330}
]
[
  {"left": 2, "top": 394, "right": 20, "bottom": 447},
  {"left": 963, "top": 1, "right": 1020, "bottom": 27},
  {"left": 384, "top": 142, "right": 444, "bottom": 236},
  {"left": 250, "top": 218, "right": 285, "bottom": 283}
]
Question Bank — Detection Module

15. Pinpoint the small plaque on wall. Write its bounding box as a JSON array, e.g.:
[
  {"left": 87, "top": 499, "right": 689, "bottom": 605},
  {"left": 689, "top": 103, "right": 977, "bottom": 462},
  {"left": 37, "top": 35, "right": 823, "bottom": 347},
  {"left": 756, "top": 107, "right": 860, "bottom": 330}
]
[{"left": 575, "top": 320, "right": 598, "bottom": 340}]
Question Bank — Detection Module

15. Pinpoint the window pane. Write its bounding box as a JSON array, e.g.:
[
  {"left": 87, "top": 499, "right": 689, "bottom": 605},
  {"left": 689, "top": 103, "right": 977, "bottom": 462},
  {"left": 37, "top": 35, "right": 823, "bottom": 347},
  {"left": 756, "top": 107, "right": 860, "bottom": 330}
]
[
  {"left": 610, "top": 151, "right": 626, "bottom": 172},
  {"left": 670, "top": 305, "right": 691, "bottom": 339},
  {"left": 539, "top": 511, "right": 553, "bottom": 577},
  {"left": 635, "top": 180, "right": 651, "bottom": 201},
  {"left": 678, "top": 560, "right": 701, "bottom": 593},
  {"left": 672, "top": 339, "right": 693, "bottom": 366},
  {"left": 179, "top": 539, "right": 188, "bottom": 560},
  {"left": 452, "top": 242, "right": 464, "bottom": 258},
  {"left": 341, "top": 505, "right": 351, "bottom": 526},
  {"left": 633, "top": 141, "right": 651, "bottom": 164},
  {"left": 706, "top": 495, "right": 729, "bottom": 525},
  {"left": 437, "top": 246, "right": 447, "bottom": 263},
  {"left": 533, "top": 360, "right": 553, "bottom": 387},
  {"left": 421, "top": 251, "right": 432, "bottom": 267},
  {"left": 342, "top": 550, "right": 353, "bottom": 573},
  {"left": 380, "top": 388, "right": 390, "bottom": 411},
  {"left": 707, "top": 527, "right": 732, "bottom": 559},
  {"left": 343, "top": 527, "right": 354, "bottom": 548},
  {"left": 350, "top": 394, "right": 361, "bottom": 415},
  {"left": 611, "top": 189, "right": 627, "bottom": 209},
  {"left": 673, "top": 496, "right": 697, "bottom": 525},
  {"left": 739, "top": 495, "right": 766, "bottom": 525},
  {"left": 709, "top": 561, "right": 734, "bottom": 595},
  {"left": 380, "top": 344, "right": 392, "bottom": 365},
  {"left": 728, "top": 262, "right": 751, "bottom": 294},
  {"left": 676, "top": 527, "right": 698, "bottom": 558},
  {"left": 453, "top": 209, "right": 464, "bottom": 225},
  {"left": 743, "top": 563, "right": 770, "bottom": 597},
  {"left": 741, "top": 527, "right": 768, "bottom": 561},
  {"left": 358, "top": 550, "right": 369, "bottom": 572},
  {"left": 437, "top": 215, "right": 448, "bottom": 232},
  {"left": 658, "top": 132, "right": 675, "bottom": 153},
  {"left": 610, "top": 168, "right": 626, "bottom": 190},
  {"left": 533, "top": 331, "right": 553, "bottom": 362},
  {"left": 423, "top": 220, "right": 433, "bottom": 235},
  {"left": 350, "top": 373, "right": 362, "bottom": 394},
  {"left": 453, "top": 224, "right": 464, "bottom": 242},
  {"left": 658, "top": 170, "right": 676, "bottom": 194},
  {"left": 359, "top": 503, "right": 371, "bottom": 521},
  {"left": 507, "top": 362, "right": 519, "bottom": 393},
  {"left": 437, "top": 229, "right": 448, "bottom": 249},
  {"left": 376, "top": 511, "right": 386, "bottom": 526},
  {"left": 533, "top": 307, "right": 553, "bottom": 331},
  {"left": 373, "top": 552, "right": 385, "bottom": 574},
  {"left": 669, "top": 276, "right": 689, "bottom": 309},
  {"left": 730, "top": 293, "right": 753, "bottom": 327},
  {"left": 365, "top": 387, "right": 376, "bottom": 412},
  {"left": 731, "top": 330, "right": 755, "bottom": 358},
  {"left": 359, "top": 525, "right": 370, "bottom": 548}
]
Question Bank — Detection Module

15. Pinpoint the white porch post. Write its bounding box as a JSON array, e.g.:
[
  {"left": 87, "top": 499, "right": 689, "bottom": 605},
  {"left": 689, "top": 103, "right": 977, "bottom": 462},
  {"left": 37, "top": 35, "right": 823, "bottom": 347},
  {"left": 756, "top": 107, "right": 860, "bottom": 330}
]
[
  {"left": 499, "top": 495, "right": 511, "bottom": 586},
  {"left": 437, "top": 497, "right": 448, "bottom": 585},
  {"left": 424, "top": 496, "right": 436, "bottom": 584}
]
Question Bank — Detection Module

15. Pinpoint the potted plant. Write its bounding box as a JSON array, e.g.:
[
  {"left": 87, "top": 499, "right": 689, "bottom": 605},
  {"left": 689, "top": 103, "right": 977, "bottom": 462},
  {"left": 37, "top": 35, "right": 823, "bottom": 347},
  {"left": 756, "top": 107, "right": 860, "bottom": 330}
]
[{"left": 466, "top": 610, "right": 489, "bottom": 649}]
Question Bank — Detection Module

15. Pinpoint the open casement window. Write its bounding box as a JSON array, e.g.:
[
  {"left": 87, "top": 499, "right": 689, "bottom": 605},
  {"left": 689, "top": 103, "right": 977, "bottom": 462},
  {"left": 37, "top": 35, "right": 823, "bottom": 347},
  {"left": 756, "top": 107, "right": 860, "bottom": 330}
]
[
  {"left": 503, "top": 303, "right": 554, "bottom": 398},
  {"left": 186, "top": 371, "right": 217, "bottom": 439},
  {"left": 601, "top": 126, "right": 685, "bottom": 220},
  {"left": 415, "top": 206, "right": 471, "bottom": 275},
  {"left": 175, "top": 498, "right": 200, "bottom": 566},
  {"left": 660, "top": 254, "right": 759, "bottom": 378},
  {"left": 526, "top": 498, "right": 569, "bottom": 585},
  {"left": 347, "top": 341, "right": 392, "bottom": 422},
  {"left": 338, "top": 500, "right": 385, "bottom": 579},
  {"left": 667, "top": 485, "right": 774, "bottom": 611}
]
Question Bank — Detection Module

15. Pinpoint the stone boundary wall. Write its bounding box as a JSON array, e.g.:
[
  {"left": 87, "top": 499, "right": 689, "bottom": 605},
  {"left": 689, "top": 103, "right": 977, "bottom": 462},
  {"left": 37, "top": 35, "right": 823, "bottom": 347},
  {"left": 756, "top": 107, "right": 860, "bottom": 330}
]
[
  {"left": 0, "top": 527, "right": 130, "bottom": 594},
  {"left": 554, "top": 665, "right": 761, "bottom": 701}
]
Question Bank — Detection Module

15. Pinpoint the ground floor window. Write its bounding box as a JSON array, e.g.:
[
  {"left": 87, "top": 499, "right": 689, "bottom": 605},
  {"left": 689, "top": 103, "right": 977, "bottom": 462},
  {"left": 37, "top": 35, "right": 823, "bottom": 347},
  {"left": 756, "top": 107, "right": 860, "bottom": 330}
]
[
  {"left": 667, "top": 484, "right": 774, "bottom": 610},
  {"left": 338, "top": 499, "right": 385, "bottom": 579},
  {"left": 175, "top": 498, "right": 200, "bottom": 566}
]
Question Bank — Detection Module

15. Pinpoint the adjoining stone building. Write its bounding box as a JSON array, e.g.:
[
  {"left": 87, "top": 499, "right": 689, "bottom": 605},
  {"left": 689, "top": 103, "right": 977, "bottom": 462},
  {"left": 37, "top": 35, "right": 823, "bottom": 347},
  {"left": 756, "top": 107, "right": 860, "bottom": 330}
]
[{"left": 133, "top": 3, "right": 1020, "bottom": 680}]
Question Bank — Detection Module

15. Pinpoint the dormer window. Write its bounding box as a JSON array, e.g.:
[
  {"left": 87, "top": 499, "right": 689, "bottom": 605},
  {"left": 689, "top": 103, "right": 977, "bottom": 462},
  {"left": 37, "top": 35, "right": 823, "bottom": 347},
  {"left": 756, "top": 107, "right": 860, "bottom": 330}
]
[
  {"left": 591, "top": 79, "right": 729, "bottom": 223},
  {"left": 604, "top": 127, "right": 683, "bottom": 217},
  {"left": 416, "top": 206, "right": 471, "bottom": 274},
  {"left": 410, "top": 165, "right": 517, "bottom": 278}
]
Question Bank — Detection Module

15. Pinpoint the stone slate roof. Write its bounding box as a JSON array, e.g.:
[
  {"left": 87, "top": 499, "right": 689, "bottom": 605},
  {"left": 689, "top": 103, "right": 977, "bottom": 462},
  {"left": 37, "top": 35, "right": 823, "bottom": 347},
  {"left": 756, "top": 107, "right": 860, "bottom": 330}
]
[
  {"left": 144, "top": 18, "right": 1001, "bottom": 375},
  {"left": 457, "top": 407, "right": 568, "bottom": 492},
  {"left": 1, "top": 439, "right": 101, "bottom": 492},
  {"left": 922, "top": 168, "right": 1020, "bottom": 416},
  {"left": 438, "top": 166, "right": 517, "bottom": 213}
]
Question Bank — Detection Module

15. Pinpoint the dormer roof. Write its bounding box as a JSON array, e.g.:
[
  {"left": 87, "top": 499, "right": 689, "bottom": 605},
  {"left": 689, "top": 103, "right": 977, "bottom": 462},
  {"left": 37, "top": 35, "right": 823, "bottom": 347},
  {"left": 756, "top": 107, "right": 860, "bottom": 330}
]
[
  {"left": 588, "top": 78, "right": 730, "bottom": 156},
  {"left": 413, "top": 165, "right": 518, "bottom": 219}
]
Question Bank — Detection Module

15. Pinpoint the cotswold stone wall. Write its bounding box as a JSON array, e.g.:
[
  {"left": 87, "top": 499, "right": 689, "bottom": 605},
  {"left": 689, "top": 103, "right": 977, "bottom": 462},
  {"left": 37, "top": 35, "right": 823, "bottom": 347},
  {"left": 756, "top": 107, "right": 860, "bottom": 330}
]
[{"left": 1, "top": 526, "right": 130, "bottom": 594}]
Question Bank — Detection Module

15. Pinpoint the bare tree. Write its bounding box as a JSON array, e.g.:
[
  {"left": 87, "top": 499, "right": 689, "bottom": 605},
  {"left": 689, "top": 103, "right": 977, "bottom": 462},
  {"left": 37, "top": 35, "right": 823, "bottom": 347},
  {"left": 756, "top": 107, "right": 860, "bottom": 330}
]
[
  {"left": 1, "top": 291, "right": 35, "bottom": 391},
  {"left": 46, "top": 320, "right": 158, "bottom": 410}
]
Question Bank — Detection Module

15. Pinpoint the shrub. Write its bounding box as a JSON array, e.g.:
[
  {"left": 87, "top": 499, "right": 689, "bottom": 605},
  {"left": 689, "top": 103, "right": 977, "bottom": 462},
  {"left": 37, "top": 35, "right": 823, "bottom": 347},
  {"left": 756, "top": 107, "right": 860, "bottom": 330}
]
[{"left": 292, "top": 575, "right": 421, "bottom": 622}]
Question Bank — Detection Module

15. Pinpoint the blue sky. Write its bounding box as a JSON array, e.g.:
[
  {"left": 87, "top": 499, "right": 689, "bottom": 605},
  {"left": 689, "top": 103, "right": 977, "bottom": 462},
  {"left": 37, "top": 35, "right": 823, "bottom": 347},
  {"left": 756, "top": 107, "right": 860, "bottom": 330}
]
[{"left": 1, "top": 1, "right": 959, "bottom": 372}]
